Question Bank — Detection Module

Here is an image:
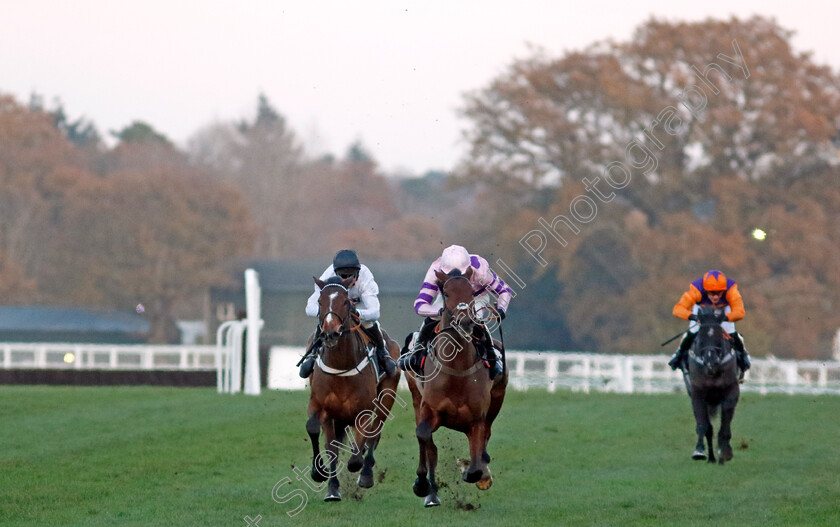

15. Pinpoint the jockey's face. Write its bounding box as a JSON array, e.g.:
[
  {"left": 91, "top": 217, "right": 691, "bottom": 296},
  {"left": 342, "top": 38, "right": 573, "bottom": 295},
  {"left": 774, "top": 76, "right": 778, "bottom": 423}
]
[
  {"left": 707, "top": 290, "right": 725, "bottom": 303},
  {"left": 335, "top": 268, "right": 358, "bottom": 285}
]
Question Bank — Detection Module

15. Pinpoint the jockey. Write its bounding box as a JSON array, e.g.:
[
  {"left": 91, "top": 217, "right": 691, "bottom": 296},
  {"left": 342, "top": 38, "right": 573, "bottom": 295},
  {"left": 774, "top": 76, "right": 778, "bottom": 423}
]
[
  {"left": 668, "top": 270, "right": 752, "bottom": 379},
  {"left": 398, "top": 244, "right": 512, "bottom": 380},
  {"left": 299, "top": 249, "right": 397, "bottom": 378}
]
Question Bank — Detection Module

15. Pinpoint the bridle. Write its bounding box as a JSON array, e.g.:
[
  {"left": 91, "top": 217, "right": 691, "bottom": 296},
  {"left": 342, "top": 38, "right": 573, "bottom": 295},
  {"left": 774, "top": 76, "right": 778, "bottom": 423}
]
[
  {"left": 315, "top": 282, "right": 370, "bottom": 376},
  {"left": 318, "top": 283, "right": 358, "bottom": 340},
  {"left": 440, "top": 275, "right": 475, "bottom": 325}
]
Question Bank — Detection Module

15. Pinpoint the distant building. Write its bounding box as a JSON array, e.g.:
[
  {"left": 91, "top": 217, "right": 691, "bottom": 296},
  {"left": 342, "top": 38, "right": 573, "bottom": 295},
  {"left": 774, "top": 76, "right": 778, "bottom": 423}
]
[
  {"left": 208, "top": 260, "right": 431, "bottom": 348},
  {"left": 0, "top": 306, "right": 150, "bottom": 343}
]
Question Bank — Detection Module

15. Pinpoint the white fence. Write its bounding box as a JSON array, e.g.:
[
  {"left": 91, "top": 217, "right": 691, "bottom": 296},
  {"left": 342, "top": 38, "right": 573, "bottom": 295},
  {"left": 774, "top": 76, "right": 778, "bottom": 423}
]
[
  {"left": 0, "top": 342, "right": 219, "bottom": 371},
  {"left": 267, "top": 347, "right": 840, "bottom": 396},
  {"left": 3, "top": 343, "right": 839, "bottom": 396}
]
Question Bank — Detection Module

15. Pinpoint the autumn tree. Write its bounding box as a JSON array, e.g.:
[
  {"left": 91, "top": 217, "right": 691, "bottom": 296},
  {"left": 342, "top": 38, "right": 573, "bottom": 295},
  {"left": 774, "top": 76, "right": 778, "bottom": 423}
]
[
  {"left": 458, "top": 16, "right": 840, "bottom": 358},
  {"left": 188, "top": 94, "right": 306, "bottom": 257}
]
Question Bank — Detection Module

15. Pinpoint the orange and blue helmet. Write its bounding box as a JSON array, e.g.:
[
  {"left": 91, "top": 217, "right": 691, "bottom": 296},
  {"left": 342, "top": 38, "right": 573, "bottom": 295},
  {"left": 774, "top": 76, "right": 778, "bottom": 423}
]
[{"left": 702, "top": 270, "right": 728, "bottom": 292}]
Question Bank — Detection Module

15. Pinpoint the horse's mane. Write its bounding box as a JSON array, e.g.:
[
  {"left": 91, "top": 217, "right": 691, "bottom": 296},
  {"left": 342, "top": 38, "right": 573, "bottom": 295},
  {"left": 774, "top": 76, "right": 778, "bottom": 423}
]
[{"left": 325, "top": 276, "right": 344, "bottom": 286}]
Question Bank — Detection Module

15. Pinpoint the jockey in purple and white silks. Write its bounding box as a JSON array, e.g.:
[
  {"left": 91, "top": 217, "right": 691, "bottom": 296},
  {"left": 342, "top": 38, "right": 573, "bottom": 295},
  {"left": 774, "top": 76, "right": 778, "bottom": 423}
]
[
  {"left": 399, "top": 244, "right": 512, "bottom": 379},
  {"left": 298, "top": 249, "right": 397, "bottom": 378}
]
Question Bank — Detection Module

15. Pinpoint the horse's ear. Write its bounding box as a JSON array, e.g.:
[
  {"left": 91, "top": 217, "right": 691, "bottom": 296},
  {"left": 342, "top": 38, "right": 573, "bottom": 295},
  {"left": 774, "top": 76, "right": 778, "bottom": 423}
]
[
  {"left": 434, "top": 269, "right": 448, "bottom": 284},
  {"left": 464, "top": 266, "right": 473, "bottom": 279},
  {"left": 314, "top": 277, "right": 326, "bottom": 289},
  {"left": 341, "top": 276, "right": 354, "bottom": 288}
]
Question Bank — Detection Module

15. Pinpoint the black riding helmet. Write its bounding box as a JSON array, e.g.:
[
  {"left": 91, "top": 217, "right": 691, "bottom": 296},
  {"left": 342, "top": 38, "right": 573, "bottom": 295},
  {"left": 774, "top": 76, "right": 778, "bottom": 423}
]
[{"left": 333, "top": 249, "right": 361, "bottom": 279}]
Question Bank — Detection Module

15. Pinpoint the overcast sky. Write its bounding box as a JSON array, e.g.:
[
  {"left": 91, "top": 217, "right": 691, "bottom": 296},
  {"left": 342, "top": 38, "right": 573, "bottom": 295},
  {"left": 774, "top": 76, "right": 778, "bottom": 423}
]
[{"left": 2, "top": 1, "right": 838, "bottom": 175}]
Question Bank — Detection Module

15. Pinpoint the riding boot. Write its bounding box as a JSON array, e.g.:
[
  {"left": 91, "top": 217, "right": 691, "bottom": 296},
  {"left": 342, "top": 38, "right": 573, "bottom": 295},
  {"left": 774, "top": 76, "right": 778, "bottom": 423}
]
[
  {"left": 729, "top": 332, "right": 751, "bottom": 381},
  {"left": 668, "top": 332, "right": 697, "bottom": 371},
  {"left": 363, "top": 323, "right": 396, "bottom": 377},
  {"left": 473, "top": 325, "right": 503, "bottom": 380},
  {"left": 398, "top": 318, "right": 436, "bottom": 373},
  {"left": 299, "top": 326, "right": 322, "bottom": 378}
]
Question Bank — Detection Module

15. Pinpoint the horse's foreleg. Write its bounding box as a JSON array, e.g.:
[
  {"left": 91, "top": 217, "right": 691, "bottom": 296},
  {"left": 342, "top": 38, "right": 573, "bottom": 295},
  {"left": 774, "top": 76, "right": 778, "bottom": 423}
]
[
  {"left": 424, "top": 431, "right": 440, "bottom": 507},
  {"left": 413, "top": 417, "right": 431, "bottom": 498},
  {"left": 690, "top": 396, "right": 709, "bottom": 461},
  {"left": 414, "top": 407, "right": 440, "bottom": 506},
  {"left": 306, "top": 412, "right": 328, "bottom": 483}
]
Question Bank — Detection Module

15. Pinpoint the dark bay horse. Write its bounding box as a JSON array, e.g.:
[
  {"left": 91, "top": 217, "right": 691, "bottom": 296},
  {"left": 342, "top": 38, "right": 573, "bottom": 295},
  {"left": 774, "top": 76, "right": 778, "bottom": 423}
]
[
  {"left": 687, "top": 306, "right": 740, "bottom": 465},
  {"left": 405, "top": 268, "right": 508, "bottom": 507},
  {"left": 306, "top": 276, "right": 402, "bottom": 501}
]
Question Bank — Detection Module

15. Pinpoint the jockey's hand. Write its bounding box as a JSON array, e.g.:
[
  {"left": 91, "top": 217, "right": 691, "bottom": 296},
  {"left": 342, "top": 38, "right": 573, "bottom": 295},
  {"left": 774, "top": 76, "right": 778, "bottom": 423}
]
[
  {"left": 494, "top": 304, "right": 506, "bottom": 320},
  {"left": 688, "top": 314, "right": 698, "bottom": 322}
]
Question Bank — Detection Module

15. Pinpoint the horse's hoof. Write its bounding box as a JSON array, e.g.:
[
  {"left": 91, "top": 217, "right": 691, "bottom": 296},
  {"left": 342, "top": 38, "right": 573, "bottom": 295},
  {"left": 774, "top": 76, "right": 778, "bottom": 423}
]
[
  {"left": 324, "top": 491, "right": 342, "bottom": 502},
  {"left": 720, "top": 448, "right": 734, "bottom": 462},
  {"left": 347, "top": 457, "right": 363, "bottom": 473},
  {"left": 424, "top": 494, "right": 441, "bottom": 507},
  {"left": 358, "top": 472, "right": 374, "bottom": 489},
  {"left": 691, "top": 450, "right": 707, "bottom": 461},
  {"left": 463, "top": 468, "right": 482, "bottom": 484},
  {"left": 476, "top": 477, "right": 493, "bottom": 490},
  {"left": 413, "top": 477, "right": 430, "bottom": 497},
  {"left": 312, "top": 467, "right": 328, "bottom": 483}
]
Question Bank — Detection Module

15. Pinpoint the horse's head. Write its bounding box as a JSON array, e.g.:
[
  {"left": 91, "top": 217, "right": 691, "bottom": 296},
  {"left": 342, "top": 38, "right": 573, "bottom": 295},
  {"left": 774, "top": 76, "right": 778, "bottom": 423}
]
[
  {"left": 692, "top": 306, "right": 732, "bottom": 376},
  {"left": 434, "top": 267, "right": 476, "bottom": 333},
  {"left": 314, "top": 275, "right": 355, "bottom": 349}
]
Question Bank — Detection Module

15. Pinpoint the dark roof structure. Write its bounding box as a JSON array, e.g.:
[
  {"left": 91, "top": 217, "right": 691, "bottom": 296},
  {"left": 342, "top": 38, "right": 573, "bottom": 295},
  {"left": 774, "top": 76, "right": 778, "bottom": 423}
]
[
  {"left": 227, "top": 260, "right": 431, "bottom": 295},
  {"left": 0, "top": 306, "right": 149, "bottom": 333}
]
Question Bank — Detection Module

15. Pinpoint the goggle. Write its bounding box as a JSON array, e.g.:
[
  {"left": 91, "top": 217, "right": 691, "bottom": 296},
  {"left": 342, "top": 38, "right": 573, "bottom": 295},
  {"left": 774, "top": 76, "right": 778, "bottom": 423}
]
[
  {"left": 336, "top": 269, "right": 358, "bottom": 280},
  {"left": 707, "top": 290, "right": 725, "bottom": 296}
]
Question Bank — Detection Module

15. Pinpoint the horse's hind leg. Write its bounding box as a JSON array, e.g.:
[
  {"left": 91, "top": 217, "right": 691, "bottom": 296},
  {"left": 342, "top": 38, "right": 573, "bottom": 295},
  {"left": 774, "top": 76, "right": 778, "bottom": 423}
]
[
  {"left": 705, "top": 415, "right": 716, "bottom": 464},
  {"left": 357, "top": 428, "right": 378, "bottom": 488},
  {"left": 718, "top": 396, "right": 738, "bottom": 465},
  {"left": 322, "top": 419, "right": 342, "bottom": 501},
  {"left": 463, "top": 422, "right": 488, "bottom": 485}
]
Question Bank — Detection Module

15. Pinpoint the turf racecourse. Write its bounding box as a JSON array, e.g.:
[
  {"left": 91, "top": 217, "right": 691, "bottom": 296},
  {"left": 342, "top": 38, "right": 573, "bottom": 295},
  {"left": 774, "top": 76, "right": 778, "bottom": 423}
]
[{"left": 1, "top": 386, "right": 838, "bottom": 526}]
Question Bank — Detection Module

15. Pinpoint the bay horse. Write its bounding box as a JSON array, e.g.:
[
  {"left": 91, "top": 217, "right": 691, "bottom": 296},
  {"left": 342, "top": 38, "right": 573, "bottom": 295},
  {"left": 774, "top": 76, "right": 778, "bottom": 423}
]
[
  {"left": 305, "top": 276, "right": 402, "bottom": 501},
  {"left": 686, "top": 306, "right": 740, "bottom": 465},
  {"left": 405, "top": 268, "right": 508, "bottom": 507}
]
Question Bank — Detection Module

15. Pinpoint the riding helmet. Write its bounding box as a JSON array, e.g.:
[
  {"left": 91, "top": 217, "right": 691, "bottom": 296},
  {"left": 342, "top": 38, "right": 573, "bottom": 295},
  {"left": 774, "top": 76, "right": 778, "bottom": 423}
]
[
  {"left": 702, "top": 270, "right": 727, "bottom": 291},
  {"left": 439, "top": 245, "right": 471, "bottom": 273},
  {"left": 333, "top": 249, "right": 361, "bottom": 271}
]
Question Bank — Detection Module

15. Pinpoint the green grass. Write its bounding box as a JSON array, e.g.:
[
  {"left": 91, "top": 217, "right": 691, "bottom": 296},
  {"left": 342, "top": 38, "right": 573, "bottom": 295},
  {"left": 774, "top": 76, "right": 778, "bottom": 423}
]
[{"left": 1, "top": 386, "right": 838, "bottom": 526}]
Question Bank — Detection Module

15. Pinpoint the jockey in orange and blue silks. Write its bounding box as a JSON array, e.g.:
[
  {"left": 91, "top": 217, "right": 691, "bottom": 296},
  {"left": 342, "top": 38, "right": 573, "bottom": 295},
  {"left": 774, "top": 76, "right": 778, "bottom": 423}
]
[
  {"left": 398, "top": 244, "right": 512, "bottom": 380},
  {"left": 668, "top": 270, "right": 751, "bottom": 378}
]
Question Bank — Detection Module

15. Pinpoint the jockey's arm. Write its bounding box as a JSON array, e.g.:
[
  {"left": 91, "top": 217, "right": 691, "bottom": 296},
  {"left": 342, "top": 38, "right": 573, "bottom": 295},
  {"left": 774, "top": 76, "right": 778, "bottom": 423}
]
[
  {"left": 673, "top": 284, "right": 702, "bottom": 320},
  {"left": 724, "top": 285, "right": 745, "bottom": 322},
  {"left": 305, "top": 265, "right": 335, "bottom": 318},
  {"left": 305, "top": 288, "right": 319, "bottom": 318},
  {"left": 472, "top": 259, "right": 513, "bottom": 314},
  {"left": 414, "top": 261, "right": 442, "bottom": 317},
  {"left": 354, "top": 268, "right": 381, "bottom": 322}
]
